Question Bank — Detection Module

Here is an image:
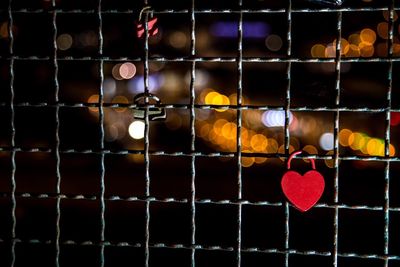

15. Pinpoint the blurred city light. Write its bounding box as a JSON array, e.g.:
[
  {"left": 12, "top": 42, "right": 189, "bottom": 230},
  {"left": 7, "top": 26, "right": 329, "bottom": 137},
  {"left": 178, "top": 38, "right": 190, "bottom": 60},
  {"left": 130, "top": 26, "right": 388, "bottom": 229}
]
[
  {"left": 262, "top": 110, "right": 293, "bottom": 127},
  {"left": 119, "top": 63, "right": 137, "bottom": 79},
  {"left": 211, "top": 22, "right": 270, "bottom": 38},
  {"left": 319, "top": 132, "right": 334, "bottom": 151},
  {"left": 128, "top": 74, "right": 164, "bottom": 94},
  {"left": 57, "top": 33, "right": 73, "bottom": 51},
  {"left": 265, "top": 34, "right": 283, "bottom": 51},
  {"left": 128, "top": 121, "right": 145, "bottom": 140}
]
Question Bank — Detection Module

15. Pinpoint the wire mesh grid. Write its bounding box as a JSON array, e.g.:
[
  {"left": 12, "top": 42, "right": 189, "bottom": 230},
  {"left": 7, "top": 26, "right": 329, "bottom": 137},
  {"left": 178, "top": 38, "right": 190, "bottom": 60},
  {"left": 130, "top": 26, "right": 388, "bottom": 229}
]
[{"left": 0, "top": 0, "right": 399, "bottom": 266}]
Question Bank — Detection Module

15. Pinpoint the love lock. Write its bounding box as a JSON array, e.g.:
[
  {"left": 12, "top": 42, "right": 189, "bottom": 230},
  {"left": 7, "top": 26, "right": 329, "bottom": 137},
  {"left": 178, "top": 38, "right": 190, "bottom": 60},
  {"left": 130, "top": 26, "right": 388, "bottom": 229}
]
[
  {"left": 135, "top": 6, "right": 159, "bottom": 38},
  {"left": 281, "top": 150, "right": 325, "bottom": 212},
  {"left": 132, "top": 93, "right": 166, "bottom": 121}
]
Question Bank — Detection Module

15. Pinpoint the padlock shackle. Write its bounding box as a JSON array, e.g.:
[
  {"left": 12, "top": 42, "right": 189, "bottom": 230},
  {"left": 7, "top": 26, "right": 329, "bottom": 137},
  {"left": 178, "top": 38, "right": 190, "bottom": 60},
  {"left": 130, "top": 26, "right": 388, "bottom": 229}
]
[
  {"left": 138, "top": 6, "right": 152, "bottom": 22},
  {"left": 134, "top": 93, "right": 161, "bottom": 104},
  {"left": 287, "top": 150, "right": 316, "bottom": 170}
]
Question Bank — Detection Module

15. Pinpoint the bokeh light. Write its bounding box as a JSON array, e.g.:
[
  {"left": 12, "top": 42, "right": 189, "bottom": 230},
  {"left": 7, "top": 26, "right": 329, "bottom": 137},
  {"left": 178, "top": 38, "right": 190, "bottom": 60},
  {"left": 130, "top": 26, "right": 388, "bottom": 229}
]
[
  {"left": 241, "top": 150, "right": 255, "bottom": 168},
  {"left": 57, "top": 33, "right": 73, "bottom": 51},
  {"left": 112, "top": 95, "right": 129, "bottom": 112},
  {"left": 87, "top": 94, "right": 99, "bottom": 112},
  {"left": 311, "top": 44, "right": 326, "bottom": 58},
  {"left": 204, "top": 91, "right": 230, "bottom": 112},
  {"left": 265, "top": 34, "right": 283, "bottom": 52},
  {"left": 303, "top": 145, "right": 318, "bottom": 163},
  {"left": 377, "top": 22, "right": 389, "bottom": 40},
  {"left": 319, "top": 132, "right": 334, "bottom": 151},
  {"left": 339, "top": 129, "right": 352, "bottom": 147},
  {"left": 349, "top": 132, "right": 366, "bottom": 150},
  {"left": 360, "top": 28, "right": 377, "bottom": 45},
  {"left": 119, "top": 62, "right": 137, "bottom": 79},
  {"left": 250, "top": 134, "right": 268, "bottom": 152},
  {"left": 128, "top": 121, "right": 145, "bottom": 140},
  {"left": 169, "top": 31, "right": 187, "bottom": 49},
  {"left": 261, "top": 110, "right": 293, "bottom": 127}
]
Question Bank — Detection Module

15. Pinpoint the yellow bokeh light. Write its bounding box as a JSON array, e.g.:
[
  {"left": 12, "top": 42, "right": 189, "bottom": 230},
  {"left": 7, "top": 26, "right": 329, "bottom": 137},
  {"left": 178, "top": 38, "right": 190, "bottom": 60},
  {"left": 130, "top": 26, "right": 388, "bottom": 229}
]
[
  {"left": 360, "top": 28, "right": 377, "bottom": 45},
  {"left": 266, "top": 138, "right": 279, "bottom": 153},
  {"left": 250, "top": 134, "right": 268, "bottom": 152},
  {"left": 205, "top": 91, "right": 219, "bottom": 104},
  {"left": 87, "top": 94, "right": 100, "bottom": 112},
  {"left": 254, "top": 157, "right": 267, "bottom": 164},
  {"left": 213, "top": 119, "right": 228, "bottom": 135},
  {"left": 360, "top": 136, "right": 371, "bottom": 155},
  {"left": 311, "top": 44, "right": 326, "bottom": 58},
  {"left": 348, "top": 33, "right": 361, "bottom": 46},
  {"left": 208, "top": 129, "right": 219, "bottom": 144},
  {"left": 346, "top": 44, "right": 361, "bottom": 57},
  {"left": 222, "top": 122, "right": 237, "bottom": 140},
  {"left": 241, "top": 150, "right": 255, "bottom": 168},
  {"left": 339, "top": 129, "right": 352, "bottom": 147},
  {"left": 359, "top": 42, "right": 375, "bottom": 57},
  {"left": 333, "top": 38, "right": 350, "bottom": 55},
  {"left": 241, "top": 129, "right": 254, "bottom": 148},
  {"left": 200, "top": 88, "right": 214, "bottom": 104},
  {"left": 377, "top": 22, "right": 389, "bottom": 40},
  {"left": 303, "top": 145, "right": 318, "bottom": 163},
  {"left": 349, "top": 132, "right": 366, "bottom": 150},
  {"left": 390, "top": 144, "right": 396, "bottom": 157},
  {"left": 112, "top": 95, "right": 129, "bottom": 112},
  {"left": 199, "top": 123, "right": 211, "bottom": 138},
  {"left": 205, "top": 91, "right": 230, "bottom": 112},
  {"left": 325, "top": 151, "right": 334, "bottom": 169},
  {"left": 325, "top": 43, "right": 336, "bottom": 58},
  {"left": 367, "top": 138, "right": 381, "bottom": 155}
]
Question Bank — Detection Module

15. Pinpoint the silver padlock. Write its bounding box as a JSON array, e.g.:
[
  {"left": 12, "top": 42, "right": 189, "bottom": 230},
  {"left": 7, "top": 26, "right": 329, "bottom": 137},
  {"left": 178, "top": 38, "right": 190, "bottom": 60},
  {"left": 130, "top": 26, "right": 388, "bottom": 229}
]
[{"left": 132, "top": 93, "right": 166, "bottom": 121}]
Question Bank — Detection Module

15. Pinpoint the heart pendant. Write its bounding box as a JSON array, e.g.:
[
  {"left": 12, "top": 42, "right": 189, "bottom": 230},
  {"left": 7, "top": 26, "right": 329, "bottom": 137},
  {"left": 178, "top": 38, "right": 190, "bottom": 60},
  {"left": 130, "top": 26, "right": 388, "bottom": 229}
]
[
  {"left": 281, "top": 170, "right": 325, "bottom": 212},
  {"left": 281, "top": 150, "right": 325, "bottom": 212}
]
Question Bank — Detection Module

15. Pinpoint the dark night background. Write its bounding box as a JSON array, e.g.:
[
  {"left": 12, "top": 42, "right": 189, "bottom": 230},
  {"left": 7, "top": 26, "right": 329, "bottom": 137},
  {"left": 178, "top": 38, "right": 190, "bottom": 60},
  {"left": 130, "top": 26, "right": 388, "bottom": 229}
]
[{"left": 0, "top": 0, "right": 400, "bottom": 266}]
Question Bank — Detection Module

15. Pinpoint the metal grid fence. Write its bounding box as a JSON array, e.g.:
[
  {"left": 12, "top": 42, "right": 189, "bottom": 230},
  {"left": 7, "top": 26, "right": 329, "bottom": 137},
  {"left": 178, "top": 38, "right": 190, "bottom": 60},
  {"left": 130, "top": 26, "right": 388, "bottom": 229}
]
[{"left": 0, "top": 0, "right": 399, "bottom": 266}]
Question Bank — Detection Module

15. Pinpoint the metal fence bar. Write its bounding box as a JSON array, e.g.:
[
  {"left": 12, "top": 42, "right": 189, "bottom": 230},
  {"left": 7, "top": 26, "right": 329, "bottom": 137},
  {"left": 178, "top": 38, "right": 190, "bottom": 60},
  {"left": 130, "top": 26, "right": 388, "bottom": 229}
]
[
  {"left": 1, "top": 103, "right": 400, "bottom": 113},
  {"left": 236, "top": 0, "right": 243, "bottom": 266},
  {"left": 384, "top": 1, "right": 395, "bottom": 267},
  {"left": 97, "top": 0, "right": 106, "bottom": 266},
  {"left": 1, "top": 148, "right": 400, "bottom": 162},
  {"left": 1, "top": 7, "right": 399, "bottom": 14},
  {"left": 51, "top": 0, "right": 61, "bottom": 266},
  {"left": 189, "top": 0, "right": 196, "bottom": 266},
  {"left": 3, "top": 56, "right": 400, "bottom": 63},
  {"left": 1, "top": 194, "right": 400, "bottom": 212},
  {"left": 333, "top": 7, "right": 343, "bottom": 267},
  {"left": 7, "top": 0, "right": 17, "bottom": 266},
  {"left": 143, "top": 1, "right": 151, "bottom": 266},
  {"left": 0, "top": 238, "right": 399, "bottom": 261},
  {"left": 284, "top": 1, "right": 292, "bottom": 266}
]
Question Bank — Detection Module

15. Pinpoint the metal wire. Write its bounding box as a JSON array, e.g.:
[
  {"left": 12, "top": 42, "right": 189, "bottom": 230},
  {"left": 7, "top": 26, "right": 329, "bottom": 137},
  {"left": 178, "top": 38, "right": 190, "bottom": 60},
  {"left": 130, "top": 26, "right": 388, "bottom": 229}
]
[
  {"left": 51, "top": 0, "right": 61, "bottom": 266},
  {"left": 7, "top": 0, "right": 16, "bottom": 266},
  {"left": 1, "top": 1, "right": 400, "bottom": 266}
]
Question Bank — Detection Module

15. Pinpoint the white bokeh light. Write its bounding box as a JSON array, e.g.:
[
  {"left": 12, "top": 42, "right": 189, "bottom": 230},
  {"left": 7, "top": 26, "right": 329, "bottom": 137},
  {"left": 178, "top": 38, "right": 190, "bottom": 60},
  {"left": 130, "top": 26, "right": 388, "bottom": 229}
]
[
  {"left": 128, "top": 121, "right": 145, "bottom": 140},
  {"left": 319, "top": 132, "right": 334, "bottom": 151},
  {"left": 261, "top": 110, "right": 293, "bottom": 127}
]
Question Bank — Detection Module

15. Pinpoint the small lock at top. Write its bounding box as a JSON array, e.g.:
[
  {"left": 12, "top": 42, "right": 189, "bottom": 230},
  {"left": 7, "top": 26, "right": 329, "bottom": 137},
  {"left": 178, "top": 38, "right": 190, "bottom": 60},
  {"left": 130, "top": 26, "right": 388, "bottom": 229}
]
[{"left": 132, "top": 93, "right": 166, "bottom": 121}]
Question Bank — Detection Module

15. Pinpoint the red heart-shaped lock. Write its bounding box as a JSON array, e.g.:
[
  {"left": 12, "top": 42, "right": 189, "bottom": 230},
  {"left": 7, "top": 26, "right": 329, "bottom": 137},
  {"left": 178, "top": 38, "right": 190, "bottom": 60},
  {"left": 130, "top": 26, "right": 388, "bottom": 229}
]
[{"left": 281, "top": 151, "right": 325, "bottom": 212}]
